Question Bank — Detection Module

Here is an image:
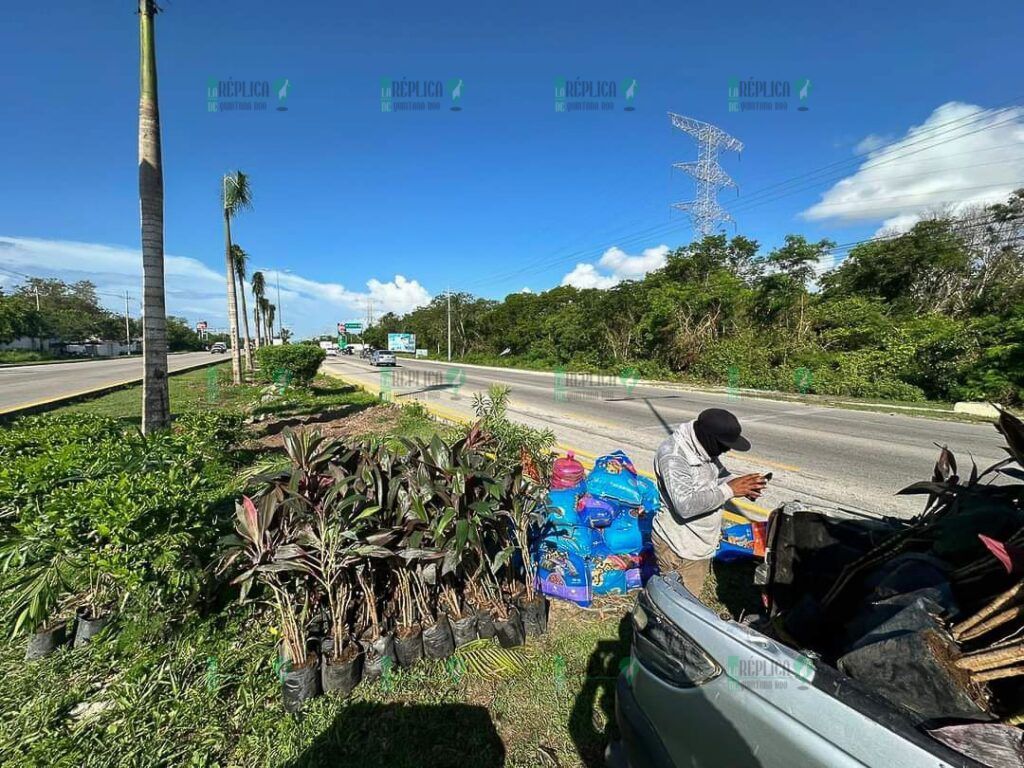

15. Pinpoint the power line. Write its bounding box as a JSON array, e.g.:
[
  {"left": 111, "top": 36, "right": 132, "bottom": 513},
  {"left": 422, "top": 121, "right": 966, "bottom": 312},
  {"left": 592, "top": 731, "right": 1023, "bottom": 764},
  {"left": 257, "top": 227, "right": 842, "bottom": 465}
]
[{"left": 462, "top": 108, "right": 1024, "bottom": 289}]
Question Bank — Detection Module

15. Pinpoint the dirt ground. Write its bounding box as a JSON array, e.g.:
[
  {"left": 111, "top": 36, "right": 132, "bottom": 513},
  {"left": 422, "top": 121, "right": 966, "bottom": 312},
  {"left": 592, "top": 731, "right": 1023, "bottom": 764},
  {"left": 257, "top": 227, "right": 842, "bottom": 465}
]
[{"left": 251, "top": 403, "right": 404, "bottom": 449}]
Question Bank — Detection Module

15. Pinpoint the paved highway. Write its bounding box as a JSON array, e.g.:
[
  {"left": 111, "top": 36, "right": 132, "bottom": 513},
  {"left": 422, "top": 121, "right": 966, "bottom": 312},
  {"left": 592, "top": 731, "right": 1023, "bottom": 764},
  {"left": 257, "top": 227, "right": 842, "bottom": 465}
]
[
  {"left": 0, "top": 352, "right": 218, "bottom": 413},
  {"left": 324, "top": 355, "right": 1005, "bottom": 518}
]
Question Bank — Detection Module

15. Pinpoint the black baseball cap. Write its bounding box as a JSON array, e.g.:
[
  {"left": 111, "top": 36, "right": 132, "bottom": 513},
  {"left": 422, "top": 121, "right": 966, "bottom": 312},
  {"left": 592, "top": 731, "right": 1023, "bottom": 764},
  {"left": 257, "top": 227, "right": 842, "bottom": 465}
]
[{"left": 696, "top": 408, "right": 751, "bottom": 452}]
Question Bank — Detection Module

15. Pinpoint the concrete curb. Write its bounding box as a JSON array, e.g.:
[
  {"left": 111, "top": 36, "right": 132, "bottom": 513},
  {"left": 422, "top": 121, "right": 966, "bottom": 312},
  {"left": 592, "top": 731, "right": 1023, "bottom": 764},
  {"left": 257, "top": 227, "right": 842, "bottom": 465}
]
[{"left": 0, "top": 357, "right": 227, "bottom": 419}]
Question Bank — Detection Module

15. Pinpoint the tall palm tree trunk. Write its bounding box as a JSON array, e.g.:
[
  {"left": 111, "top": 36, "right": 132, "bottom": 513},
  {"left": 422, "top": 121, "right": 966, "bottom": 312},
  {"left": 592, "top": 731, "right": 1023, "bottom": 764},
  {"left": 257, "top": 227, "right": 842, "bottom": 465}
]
[
  {"left": 223, "top": 211, "right": 242, "bottom": 384},
  {"left": 138, "top": 0, "right": 170, "bottom": 433},
  {"left": 253, "top": 304, "right": 261, "bottom": 350},
  {"left": 236, "top": 268, "right": 253, "bottom": 371}
]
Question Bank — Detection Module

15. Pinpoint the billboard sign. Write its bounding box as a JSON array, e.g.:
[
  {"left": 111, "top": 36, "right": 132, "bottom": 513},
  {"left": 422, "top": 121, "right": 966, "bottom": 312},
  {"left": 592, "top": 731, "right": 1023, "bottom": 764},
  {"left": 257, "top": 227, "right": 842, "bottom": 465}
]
[
  {"left": 387, "top": 333, "right": 416, "bottom": 353},
  {"left": 196, "top": 321, "right": 208, "bottom": 331}
]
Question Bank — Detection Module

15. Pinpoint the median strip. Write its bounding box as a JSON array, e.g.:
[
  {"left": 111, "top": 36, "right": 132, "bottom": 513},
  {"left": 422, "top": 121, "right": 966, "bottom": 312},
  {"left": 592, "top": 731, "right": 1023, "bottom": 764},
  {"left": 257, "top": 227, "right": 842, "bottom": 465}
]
[{"left": 0, "top": 357, "right": 225, "bottom": 418}]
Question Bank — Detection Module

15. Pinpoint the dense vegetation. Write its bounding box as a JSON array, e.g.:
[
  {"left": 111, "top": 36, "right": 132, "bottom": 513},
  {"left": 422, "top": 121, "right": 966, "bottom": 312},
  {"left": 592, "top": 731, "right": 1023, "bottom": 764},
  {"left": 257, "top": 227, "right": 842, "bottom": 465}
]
[
  {"left": 0, "top": 278, "right": 208, "bottom": 352},
  {"left": 365, "top": 190, "right": 1024, "bottom": 403}
]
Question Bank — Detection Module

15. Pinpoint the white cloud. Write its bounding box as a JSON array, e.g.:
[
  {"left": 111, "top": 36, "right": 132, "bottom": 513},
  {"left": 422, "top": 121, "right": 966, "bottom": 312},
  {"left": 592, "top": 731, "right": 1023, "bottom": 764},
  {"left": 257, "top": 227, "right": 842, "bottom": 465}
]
[
  {"left": 561, "top": 244, "right": 669, "bottom": 289},
  {"left": 803, "top": 102, "right": 1024, "bottom": 227},
  {"left": 853, "top": 133, "right": 893, "bottom": 154},
  {"left": 561, "top": 263, "right": 619, "bottom": 290},
  {"left": 0, "top": 236, "right": 431, "bottom": 336}
]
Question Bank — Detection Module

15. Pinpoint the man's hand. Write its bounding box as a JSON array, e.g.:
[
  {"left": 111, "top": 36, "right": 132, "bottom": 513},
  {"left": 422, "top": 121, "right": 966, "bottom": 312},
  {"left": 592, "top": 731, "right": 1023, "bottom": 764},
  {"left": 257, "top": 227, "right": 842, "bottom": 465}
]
[{"left": 727, "top": 473, "right": 768, "bottom": 501}]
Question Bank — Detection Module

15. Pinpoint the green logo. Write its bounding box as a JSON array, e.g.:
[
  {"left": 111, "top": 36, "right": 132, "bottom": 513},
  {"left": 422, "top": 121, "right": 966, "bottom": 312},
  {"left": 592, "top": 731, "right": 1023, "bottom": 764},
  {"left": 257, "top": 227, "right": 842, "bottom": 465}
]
[
  {"left": 553, "top": 654, "right": 567, "bottom": 693},
  {"left": 448, "top": 78, "right": 464, "bottom": 111},
  {"left": 272, "top": 367, "right": 292, "bottom": 394},
  {"left": 206, "top": 366, "right": 220, "bottom": 403},
  {"left": 445, "top": 366, "right": 466, "bottom": 399},
  {"left": 727, "top": 365, "right": 740, "bottom": 401},
  {"left": 622, "top": 78, "right": 638, "bottom": 110},
  {"left": 445, "top": 655, "right": 466, "bottom": 682},
  {"left": 618, "top": 366, "right": 639, "bottom": 395},
  {"left": 380, "top": 655, "right": 394, "bottom": 692},
  {"left": 795, "top": 78, "right": 811, "bottom": 111},
  {"left": 794, "top": 366, "right": 813, "bottom": 394},
  {"left": 379, "top": 369, "right": 394, "bottom": 401},
  {"left": 205, "top": 656, "right": 220, "bottom": 692},
  {"left": 553, "top": 366, "right": 568, "bottom": 402},
  {"left": 272, "top": 78, "right": 290, "bottom": 111}
]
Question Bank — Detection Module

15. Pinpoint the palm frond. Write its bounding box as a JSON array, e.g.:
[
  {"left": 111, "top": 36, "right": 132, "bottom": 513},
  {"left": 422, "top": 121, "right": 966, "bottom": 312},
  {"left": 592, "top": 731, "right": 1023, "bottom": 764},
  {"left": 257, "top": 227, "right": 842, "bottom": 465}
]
[{"left": 222, "top": 171, "right": 253, "bottom": 216}]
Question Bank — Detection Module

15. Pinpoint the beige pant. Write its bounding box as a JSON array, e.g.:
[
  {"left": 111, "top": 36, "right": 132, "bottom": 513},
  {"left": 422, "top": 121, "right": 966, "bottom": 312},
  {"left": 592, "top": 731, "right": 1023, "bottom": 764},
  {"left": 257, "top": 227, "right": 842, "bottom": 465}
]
[{"left": 652, "top": 533, "right": 711, "bottom": 600}]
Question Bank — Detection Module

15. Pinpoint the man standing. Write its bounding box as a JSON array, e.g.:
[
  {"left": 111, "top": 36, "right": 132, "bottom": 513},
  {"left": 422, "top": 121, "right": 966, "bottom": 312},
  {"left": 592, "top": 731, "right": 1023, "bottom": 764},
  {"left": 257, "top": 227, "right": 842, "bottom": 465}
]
[{"left": 652, "top": 408, "right": 766, "bottom": 599}]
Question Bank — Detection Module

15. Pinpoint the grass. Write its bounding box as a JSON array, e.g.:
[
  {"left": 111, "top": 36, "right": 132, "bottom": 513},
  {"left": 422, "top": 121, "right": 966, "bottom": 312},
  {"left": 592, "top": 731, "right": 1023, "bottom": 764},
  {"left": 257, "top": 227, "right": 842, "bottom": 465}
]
[{"left": 51, "top": 365, "right": 381, "bottom": 424}]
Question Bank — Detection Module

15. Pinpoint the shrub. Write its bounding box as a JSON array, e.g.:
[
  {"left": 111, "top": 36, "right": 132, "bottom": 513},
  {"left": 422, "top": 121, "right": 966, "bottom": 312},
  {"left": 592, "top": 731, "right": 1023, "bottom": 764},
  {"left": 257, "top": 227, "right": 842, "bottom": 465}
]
[
  {"left": 0, "top": 413, "right": 238, "bottom": 635},
  {"left": 254, "top": 344, "right": 325, "bottom": 387}
]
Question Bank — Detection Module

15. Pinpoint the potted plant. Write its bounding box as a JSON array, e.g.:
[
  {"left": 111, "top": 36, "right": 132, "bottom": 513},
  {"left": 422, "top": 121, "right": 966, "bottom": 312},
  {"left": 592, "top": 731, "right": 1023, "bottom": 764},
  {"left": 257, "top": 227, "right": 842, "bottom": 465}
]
[
  {"left": 73, "top": 571, "right": 116, "bottom": 648},
  {"left": 357, "top": 566, "right": 395, "bottom": 681},
  {"left": 440, "top": 584, "right": 477, "bottom": 647},
  {"left": 220, "top": 494, "right": 321, "bottom": 712},
  {"left": 418, "top": 570, "right": 454, "bottom": 659},
  {"left": 319, "top": 578, "right": 362, "bottom": 697},
  {"left": 502, "top": 472, "right": 549, "bottom": 637},
  {"left": 394, "top": 568, "right": 424, "bottom": 667}
]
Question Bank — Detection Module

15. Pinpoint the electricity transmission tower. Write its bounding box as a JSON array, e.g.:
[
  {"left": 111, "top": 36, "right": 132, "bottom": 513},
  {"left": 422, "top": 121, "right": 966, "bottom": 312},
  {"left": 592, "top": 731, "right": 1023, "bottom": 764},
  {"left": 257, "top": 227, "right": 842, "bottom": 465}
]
[{"left": 669, "top": 112, "right": 744, "bottom": 238}]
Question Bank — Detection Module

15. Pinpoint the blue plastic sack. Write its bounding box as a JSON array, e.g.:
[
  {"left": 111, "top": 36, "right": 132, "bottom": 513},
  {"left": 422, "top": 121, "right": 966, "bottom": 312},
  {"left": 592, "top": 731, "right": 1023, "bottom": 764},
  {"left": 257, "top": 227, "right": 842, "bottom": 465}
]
[
  {"left": 592, "top": 568, "right": 627, "bottom": 595},
  {"left": 548, "top": 524, "right": 592, "bottom": 557},
  {"left": 600, "top": 507, "right": 644, "bottom": 555},
  {"left": 546, "top": 489, "right": 581, "bottom": 528},
  {"left": 578, "top": 494, "right": 617, "bottom": 529},
  {"left": 535, "top": 540, "right": 591, "bottom": 606},
  {"left": 586, "top": 451, "right": 642, "bottom": 506},
  {"left": 637, "top": 475, "right": 661, "bottom": 513}
]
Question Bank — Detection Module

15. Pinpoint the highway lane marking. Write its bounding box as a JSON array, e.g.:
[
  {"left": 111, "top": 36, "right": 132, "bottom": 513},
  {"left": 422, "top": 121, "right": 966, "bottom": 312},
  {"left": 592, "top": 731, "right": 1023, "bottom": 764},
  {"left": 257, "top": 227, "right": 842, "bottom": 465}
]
[{"left": 323, "top": 366, "right": 771, "bottom": 522}]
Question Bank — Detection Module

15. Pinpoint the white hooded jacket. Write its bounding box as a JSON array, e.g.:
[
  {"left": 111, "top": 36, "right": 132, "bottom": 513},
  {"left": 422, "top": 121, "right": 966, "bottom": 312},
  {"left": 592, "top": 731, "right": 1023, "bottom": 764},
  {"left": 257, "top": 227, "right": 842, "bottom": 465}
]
[{"left": 652, "top": 420, "right": 734, "bottom": 560}]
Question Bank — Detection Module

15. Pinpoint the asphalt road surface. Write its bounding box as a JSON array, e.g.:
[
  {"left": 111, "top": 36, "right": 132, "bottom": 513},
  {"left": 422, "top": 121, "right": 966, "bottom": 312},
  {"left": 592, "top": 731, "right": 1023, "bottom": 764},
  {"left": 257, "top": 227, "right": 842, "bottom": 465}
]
[
  {"left": 324, "top": 355, "right": 1005, "bottom": 518},
  {"left": 0, "top": 352, "right": 218, "bottom": 414}
]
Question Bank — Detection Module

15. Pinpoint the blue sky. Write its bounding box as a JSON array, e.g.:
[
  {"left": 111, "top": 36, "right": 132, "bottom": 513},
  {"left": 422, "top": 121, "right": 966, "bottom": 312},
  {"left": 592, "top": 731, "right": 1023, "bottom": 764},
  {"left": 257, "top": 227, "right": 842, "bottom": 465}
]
[{"left": 1, "top": 0, "right": 1022, "bottom": 336}]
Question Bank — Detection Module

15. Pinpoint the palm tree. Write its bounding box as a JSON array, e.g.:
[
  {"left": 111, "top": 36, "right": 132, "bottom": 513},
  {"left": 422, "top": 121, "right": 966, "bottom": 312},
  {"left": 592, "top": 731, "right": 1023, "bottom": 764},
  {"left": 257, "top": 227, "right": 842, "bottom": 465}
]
[
  {"left": 266, "top": 302, "right": 276, "bottom": 344},
  {"left": 251, "top": 270, "right": 266, "bottom": 350},
  {"left": 260, "top": 297, "right": 272, "bottom": 345},
  {"left": 231, "top": 244, "right": 254, "bottom": 371},
  {"left": 138, "top": 0, "right": 170, "bottom": 433},
  {"left": 222, "top": 171, "right": 252, "bottom": 384}
]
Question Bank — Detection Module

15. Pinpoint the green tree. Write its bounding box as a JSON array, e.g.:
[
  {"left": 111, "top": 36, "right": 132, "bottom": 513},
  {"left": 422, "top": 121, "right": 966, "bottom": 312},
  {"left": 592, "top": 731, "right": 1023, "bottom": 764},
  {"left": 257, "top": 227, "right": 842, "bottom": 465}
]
[
  {"left": 222, "top": 171, "right": 252, "bottom": 384},
  {"left": 231, "top": 244, "right": 254, "bottom": 371}
]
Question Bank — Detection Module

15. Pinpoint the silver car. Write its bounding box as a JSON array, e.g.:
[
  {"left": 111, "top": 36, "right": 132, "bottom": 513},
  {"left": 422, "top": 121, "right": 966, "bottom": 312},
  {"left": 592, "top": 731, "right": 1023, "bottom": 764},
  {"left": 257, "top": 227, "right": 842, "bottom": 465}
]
[
  {"left": 607, "top": 573, "right": 982, "bottom": 767},
  {"left": 370, "top": 349, "right": 396, "bottom": 367}
]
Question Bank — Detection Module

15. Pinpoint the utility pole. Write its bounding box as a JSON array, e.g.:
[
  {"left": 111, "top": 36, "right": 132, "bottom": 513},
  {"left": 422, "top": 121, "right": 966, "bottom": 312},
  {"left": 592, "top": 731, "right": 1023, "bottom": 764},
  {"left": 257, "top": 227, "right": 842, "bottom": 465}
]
[
  {"left": 274, "top": 270, "right": 283, "bottom": 338},
  {"left": 124, "top": 290, "right": 131, "bottom": 349},
  {"left": 34, "top": 288, "right": 40, "bottom": 311},
  {"left": 365, "top": 297, "right": 374, "bottom": 329},
  {"left": 446, "top": 287, "right": 451, "bottom": 362},
  {"left": 669, "top": 113, "right": 744, "bottom": 237}
]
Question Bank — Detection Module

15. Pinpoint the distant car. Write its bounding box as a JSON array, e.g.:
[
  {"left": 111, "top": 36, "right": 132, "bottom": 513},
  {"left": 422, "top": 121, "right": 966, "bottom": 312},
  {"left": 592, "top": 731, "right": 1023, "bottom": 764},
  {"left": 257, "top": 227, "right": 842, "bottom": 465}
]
[
  {"left": 210, "top": 342, "right": 226, "bottom": 354},
  {"left": 325, "top": 347, "right": 338, "bottom": 357},
  {"left": 341, "top": 346, "right": 354, "bottom": 355},
  {"left": 370, "top": 349, "right": 396, "bottom": 367}
]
